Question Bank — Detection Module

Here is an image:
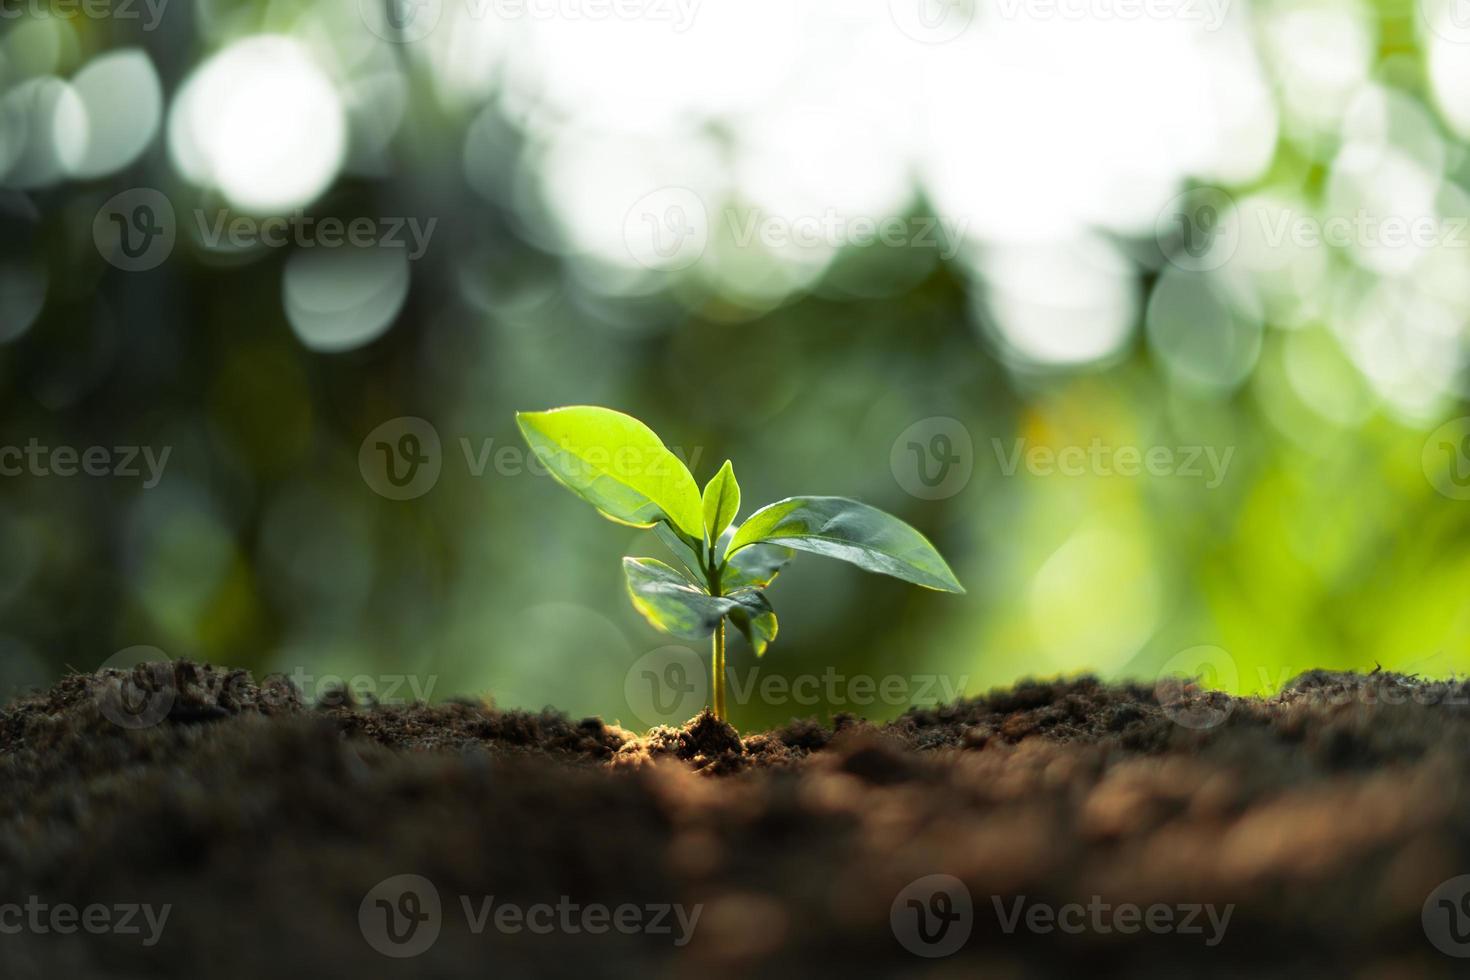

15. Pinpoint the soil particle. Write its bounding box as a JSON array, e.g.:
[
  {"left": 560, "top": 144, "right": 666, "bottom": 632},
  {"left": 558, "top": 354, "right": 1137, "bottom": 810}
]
[
  {"left": 616, "top": 709, "right": 746, "bottom": 773},
  {"left": 2, "top": 663, "right": 1469, "bottom": 979}
]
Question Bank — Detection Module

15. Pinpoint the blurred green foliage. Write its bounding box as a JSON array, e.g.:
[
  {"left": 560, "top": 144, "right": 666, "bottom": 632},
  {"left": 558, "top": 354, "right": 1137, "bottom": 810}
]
[{"left": 2, "top": 0, "right": 1470, "bottom": 733}]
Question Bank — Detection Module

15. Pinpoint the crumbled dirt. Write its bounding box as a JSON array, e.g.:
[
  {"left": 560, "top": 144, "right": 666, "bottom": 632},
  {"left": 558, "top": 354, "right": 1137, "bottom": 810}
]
[{"left": 2, "top": 664, "right": 1469, "bottom": 978}]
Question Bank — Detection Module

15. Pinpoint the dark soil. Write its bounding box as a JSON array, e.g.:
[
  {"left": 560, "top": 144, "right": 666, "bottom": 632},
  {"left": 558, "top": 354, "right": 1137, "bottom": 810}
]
[{"left": 3, "top": 661, "right": 1470, "bottom": 978}]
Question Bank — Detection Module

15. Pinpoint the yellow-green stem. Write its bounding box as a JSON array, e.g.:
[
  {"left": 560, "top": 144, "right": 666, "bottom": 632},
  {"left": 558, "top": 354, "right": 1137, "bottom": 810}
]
[{"left": 712, "top": 621, "right": 727, "bottom": 721}]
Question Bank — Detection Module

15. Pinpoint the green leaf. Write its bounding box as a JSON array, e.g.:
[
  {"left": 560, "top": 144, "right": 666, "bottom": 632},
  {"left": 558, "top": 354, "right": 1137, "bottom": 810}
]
[
  {"left": 516, "top": 407, "right": 704, "bottom": 540},
  {"left": 725, "top": 589, "right": 777, "bottom": 657},
  {"left": 701, "top": 460, "right": 741, "bottom": 546},
  {"left": 653, "top": 522, "right": 706, "bottom": 583},
  {"left": 623, "top": 559, "right": 779, "bottom": 655},
  {"left": 720, "top": 540, "right": 794, "bottom": 591},
  {"left": 727, "top": 496, "right": 964, "bottom": 593},
  {"left": 623, "top": 557, "right": 728, "bottom": 640}
]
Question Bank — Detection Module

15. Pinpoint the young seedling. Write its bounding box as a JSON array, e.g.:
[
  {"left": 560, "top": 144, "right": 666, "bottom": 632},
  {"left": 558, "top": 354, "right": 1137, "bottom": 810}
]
[{"left": 516, "top": 406, "right": 964, "bottom": 724}]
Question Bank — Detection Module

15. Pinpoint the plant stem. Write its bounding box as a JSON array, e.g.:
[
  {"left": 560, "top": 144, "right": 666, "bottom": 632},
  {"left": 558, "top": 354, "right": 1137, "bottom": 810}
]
[
  {"left": 701, "top": 537, "right": 728, "bottom": 723},
  {"left": 712, "top": 620, "right": 726, "bottom": 722}
]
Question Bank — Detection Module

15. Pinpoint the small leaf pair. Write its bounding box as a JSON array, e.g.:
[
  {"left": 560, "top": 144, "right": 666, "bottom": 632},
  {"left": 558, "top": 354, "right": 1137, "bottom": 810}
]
[{"left": 516, "top": 406, "right": 963, "bottom": 723}]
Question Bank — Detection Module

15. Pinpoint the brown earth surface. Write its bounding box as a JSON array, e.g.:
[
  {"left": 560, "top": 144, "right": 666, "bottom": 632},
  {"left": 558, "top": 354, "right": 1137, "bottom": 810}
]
[{"left": 2, "top": 661, "right": 1470, "bottom": 978}]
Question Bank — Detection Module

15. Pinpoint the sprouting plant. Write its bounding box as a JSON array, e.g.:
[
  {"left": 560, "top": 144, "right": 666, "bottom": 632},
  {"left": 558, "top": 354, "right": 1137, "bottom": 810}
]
[{"left": 516, "top": 406, "right": 964, "bottom": 724}]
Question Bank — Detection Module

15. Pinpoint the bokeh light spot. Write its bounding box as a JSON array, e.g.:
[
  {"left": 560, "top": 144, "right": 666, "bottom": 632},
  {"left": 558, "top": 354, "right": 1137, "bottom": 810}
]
[
  {"left": 169, "top": 36, "right": 346, "bottom": 213},
  {"left": 283, "top": 244, "right": 409, "bottom": 352}
]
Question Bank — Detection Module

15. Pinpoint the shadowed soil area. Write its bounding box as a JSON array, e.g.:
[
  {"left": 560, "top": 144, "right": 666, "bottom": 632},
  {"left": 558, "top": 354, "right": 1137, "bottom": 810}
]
[{"left": 2, "top": 661, "right": 1469, "bottom": 978}]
